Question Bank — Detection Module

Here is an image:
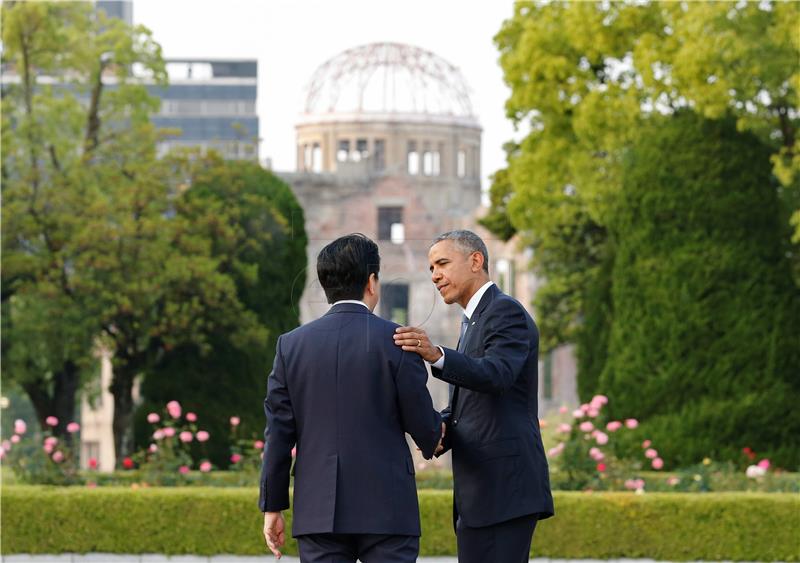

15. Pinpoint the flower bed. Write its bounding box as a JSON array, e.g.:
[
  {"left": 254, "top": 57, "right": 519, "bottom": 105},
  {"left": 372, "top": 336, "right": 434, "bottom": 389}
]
[{"left": 2, "top": 486, "right": 798, "bottom": 560}]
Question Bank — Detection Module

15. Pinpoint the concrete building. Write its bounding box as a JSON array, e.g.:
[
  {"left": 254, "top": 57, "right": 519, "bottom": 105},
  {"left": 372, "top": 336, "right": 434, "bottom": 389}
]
[{"left": 279, "top": 43, "right": 578, "bottom": 432}]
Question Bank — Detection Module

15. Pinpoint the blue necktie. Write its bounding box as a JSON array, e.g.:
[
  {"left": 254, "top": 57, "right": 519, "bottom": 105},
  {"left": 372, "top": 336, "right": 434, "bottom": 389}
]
[{"left": 457, "top": 314, "right": 469, "bottom": 352}]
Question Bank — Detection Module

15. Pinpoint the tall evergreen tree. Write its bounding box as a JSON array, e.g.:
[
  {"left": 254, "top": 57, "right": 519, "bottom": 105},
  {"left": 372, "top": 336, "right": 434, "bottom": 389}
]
[{"left": 600, "top": 111, "right": 800, "bottom": 467}]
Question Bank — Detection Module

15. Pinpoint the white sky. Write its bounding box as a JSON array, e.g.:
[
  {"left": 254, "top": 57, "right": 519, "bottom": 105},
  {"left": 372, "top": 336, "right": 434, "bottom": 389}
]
[{"left": 134, "top": 0, "right": 519, "bottom": 192}]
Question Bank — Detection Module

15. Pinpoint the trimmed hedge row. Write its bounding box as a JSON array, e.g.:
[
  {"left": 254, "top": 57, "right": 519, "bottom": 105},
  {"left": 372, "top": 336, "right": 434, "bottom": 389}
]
[{"left": 2, "top": 486, "right": 798, "bottom": 561}]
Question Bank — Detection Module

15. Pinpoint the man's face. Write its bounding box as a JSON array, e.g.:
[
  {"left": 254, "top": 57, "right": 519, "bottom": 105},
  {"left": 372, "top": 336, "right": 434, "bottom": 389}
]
[{"left": 429, "top": 240, "right": 477, "bottom": 306}]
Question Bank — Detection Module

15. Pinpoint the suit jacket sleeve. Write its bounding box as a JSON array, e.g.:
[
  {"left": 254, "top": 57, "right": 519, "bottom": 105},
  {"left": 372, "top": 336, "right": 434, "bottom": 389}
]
[
  {"left": 394, "top": 349, "right": 443, "bottom": 460},
  {"left": 258, "top": 335, "right": 296, "bottom": 512},
  {"left": 432, "top": 299, "right": 533, "bottom": 395},
  {"left": 435, "top": 403, "right": 453, "bottom": 457}
]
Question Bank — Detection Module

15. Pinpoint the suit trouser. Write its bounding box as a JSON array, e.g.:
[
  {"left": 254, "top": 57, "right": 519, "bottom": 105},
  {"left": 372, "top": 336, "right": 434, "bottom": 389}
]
[
  {"left": 456, "top": 513, "right": 538, "bottom": 563},
  {"left": 296, "top": 533, "right": 419, "bottom": 563}
]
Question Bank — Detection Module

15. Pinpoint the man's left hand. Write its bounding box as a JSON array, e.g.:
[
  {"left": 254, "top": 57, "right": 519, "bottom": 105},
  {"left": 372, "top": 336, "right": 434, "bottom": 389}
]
[{"left": 394, "top": 326, "right": 442, "bottom": 363}]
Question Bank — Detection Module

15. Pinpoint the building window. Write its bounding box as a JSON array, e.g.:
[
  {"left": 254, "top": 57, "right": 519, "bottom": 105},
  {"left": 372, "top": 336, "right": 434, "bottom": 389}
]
[
  {"left": 337, "top": 140, "right": 350, "bottom": 162},
  {"left": 433, "top": 150, "right": 441, "bottom": 176},
  {"left": 352, "top": 138, "right": 368, "bottom": 162},
  {"left": 407, "top": 141, "right": 419, "bottom": 175},
  {"left": 457, "top": 149, "right": 466, "bottom": 178},
  {"left": 380, "top": 283, "right": 409, "bottom": 325},
  {"left": 374, "top": 139, "right": 385, "bottom": 171},
  {"left": 423, "top": 149, "right": 433, "bottom": 176},
  {"left": 311, "top": 143, "right": 322, "bottom": 173},
  {"left": 304, "top": 144, "right": 312, "bottom": 171},
  {"left": 378, "top": 206, "right": 403, "bottom": 241}
]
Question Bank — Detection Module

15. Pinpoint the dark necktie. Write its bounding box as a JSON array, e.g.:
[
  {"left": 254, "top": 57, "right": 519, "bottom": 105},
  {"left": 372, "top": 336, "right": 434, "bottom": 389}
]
[{"left": 457, "top": 314, "right": 469, "bottom": 352}]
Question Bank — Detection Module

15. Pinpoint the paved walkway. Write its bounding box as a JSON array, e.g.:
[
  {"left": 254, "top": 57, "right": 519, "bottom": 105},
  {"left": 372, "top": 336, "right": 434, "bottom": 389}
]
[{"left": 0, "top": 556, "right": 769, "bottom": 563}]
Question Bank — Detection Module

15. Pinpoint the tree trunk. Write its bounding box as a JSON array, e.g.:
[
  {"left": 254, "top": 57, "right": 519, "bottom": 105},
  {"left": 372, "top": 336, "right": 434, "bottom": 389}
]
[
  {"left": 21, "top": 360, "right": 79, "bottom": 440},
  {"left": 110, "top": 366, "right": 136, "bottom": 466}
]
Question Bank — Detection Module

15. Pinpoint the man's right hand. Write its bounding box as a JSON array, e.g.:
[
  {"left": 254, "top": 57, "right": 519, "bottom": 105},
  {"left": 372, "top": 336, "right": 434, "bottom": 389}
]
[
  {"left": 263, "top": 511, "right": 286, "bottom": 558},
  {"left": 435, "top": 421, "right": 446, "bottom": 455}
]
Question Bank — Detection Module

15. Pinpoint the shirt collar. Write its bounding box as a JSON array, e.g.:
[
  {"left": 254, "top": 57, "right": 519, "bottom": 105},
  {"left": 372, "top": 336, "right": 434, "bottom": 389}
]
[
  {"left": 332, "top": 299, "right": 370, "bottom": 310},
  {"left": 463, "top": 281, "right": 494, "bottom": 320}
]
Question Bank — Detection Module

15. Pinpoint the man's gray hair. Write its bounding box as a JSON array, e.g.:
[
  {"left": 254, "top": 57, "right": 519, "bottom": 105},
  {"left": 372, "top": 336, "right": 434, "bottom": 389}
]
[{"left": 432, "top": 230, "right": 489, "bottom": 273}]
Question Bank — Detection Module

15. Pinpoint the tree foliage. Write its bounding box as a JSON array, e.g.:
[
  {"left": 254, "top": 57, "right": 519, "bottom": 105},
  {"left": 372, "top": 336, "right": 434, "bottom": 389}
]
[
  {"left": 600, "top": 111, "right": 800, "bottom": 468},
  {"left": 487, "top": 1, "right": 800, "bottom": 359},
  {"left": 137, "top": 156, "right": 307, "bottom": 467}
]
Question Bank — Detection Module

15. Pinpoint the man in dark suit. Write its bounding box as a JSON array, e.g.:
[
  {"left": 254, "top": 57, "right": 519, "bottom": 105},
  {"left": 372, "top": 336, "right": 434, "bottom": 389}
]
[
  {"left": 259, "top": 233, "right": 444, "bottom": 562},
  {"left": 394, "top": 230, "right": 554, "bottom": 563}
]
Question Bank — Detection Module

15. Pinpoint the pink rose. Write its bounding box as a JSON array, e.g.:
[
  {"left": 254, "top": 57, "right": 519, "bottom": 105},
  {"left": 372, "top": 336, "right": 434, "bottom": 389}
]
[
  {"left": 652, "top": 457, "right": 664, "bottom": 470},
  {"left": 149, "top": 444, "right": 158, "bottom": 453},
  {"left": 199, "top": 461, "right": 212, "bottom": 473},
  {"left": 230, "top": 453, "right": 242, "bottom": 464},
  {"left": 547, "top": 443, "right": 565, "bottom": 457},
  {"left": 66, "top": 422, "right": 80, "bottom": 433},
  {"left": 45, "top": 416, "right": 58, "bottom": 427},
  {"left": 572, "top": 409, "right": 584, "bottom": 418},
  {"left": 230, "top": 416, "right": 240, "bottom": 427},
  {"left": 2, "top": 440, "right": 11, "bottom": 451},
  {"left": 147, "top": 413, "right": 160, "bottom": 424},
  {"left": 557, "top": 423, "right": 572, "bottom": 434},
  {"left": 606, "top": 421, "right": 623, "bottom": 432},
  {"left": 153, "top": 429, "right": 165, "bottom": 440},
  {"left": 43, "top": 443, "right": 54, "bottom": 454},
  {"left": 179, "top": 431, "right": 193, "bottom": 443},
  {"left": 642, "top": 439, "right": 652, "bottom": 448},
  {"left": 44, "top": 436, "right": 58, "bottom": 447},
  {"left": 587, "top": 408, "right": 600, "bottom": 418},
  {"left": 186, "top": 412, "right": 197, "bottom": 422},
  {"left": 0, "top": 446, "right": 7, "bottom": 459},
  {"left": 624, "top": 479, "right": 644, "bottom": 490},
  {"left": 10, "top": 435, "right": 20, "bottom": 444},
  {"left": 166, "top": 400, "right": 182, "bottom": 419},
  {"left": 162, "top": 427, "right": 176, "bottom": 438},
  {"left": 596, "top": 463, "right": 606, "bottom": 472},
  {"left": 14, "top": 419, "right": 27, "bottom": 435},
  {"left": 558, "top": 406, "right": 568, "bottom": 414},
  {"left": 52, "top": 451, "right": 65, "bottom": 463},
  {"left": 88, "top": 458, "right": 98, "bottom": 469},
  {"left": 667, "top": 476, "right": 680, "bottom": 486},
  {"left": 625, "top": 418, "right": 639, "bottom": 429},
  {"left": 195, "top": 430, "right": 210, "bottom": 442},
  {"left": 757, "top": 459, "right": 770, "bottom": 470},
  {"left": 591, "top": 394, "right": 609, "bottom": 406},
  {"left": 579, "top": 421, "right": 594, "bottom": 433},
  {"left": 580, "top": 403, "right": 590, "bottom": 413},
  {"left": 86, "top": 482, "right": 97, "bottom": 489},
  {"left": 178, "top": 465, "right": 190, "bottom": 474},
  {"left": 254, "top": 440, "right": 265, "bottom": 449},
  {"left": 589, "top": 447, "right": 604, "bottom": 461},
  {"left": 645, "top": 448, "right": 658, "bottom": 459},
  {"left": 595, "top": 432, "right": 609, "bottom": 445}
]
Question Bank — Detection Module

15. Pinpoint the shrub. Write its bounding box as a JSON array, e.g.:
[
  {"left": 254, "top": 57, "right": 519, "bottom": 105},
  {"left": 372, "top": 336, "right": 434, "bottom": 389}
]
[{"left": 2, "top": 487, "right": 798, "bottom": 560}]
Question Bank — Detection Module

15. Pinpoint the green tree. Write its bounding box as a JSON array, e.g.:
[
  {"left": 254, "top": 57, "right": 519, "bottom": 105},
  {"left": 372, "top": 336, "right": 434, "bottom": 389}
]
[
  {"left": 1, "top": 3, "right": 268, "bottom": 463},
  {"left": 486, "top": 1, "right": 800, "bottom": 381},
  {"left": 601, "top": 111, "right": 800, "bottom": 468},
  {"left": 137, "top": 155, "right": 307, "bottom": 467},
  {"left": 1, "top": 1, "right": 165, "bottom": 438}
]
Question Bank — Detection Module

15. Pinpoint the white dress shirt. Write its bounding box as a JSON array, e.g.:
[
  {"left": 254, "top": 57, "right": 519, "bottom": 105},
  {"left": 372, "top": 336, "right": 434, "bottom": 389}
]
[
  {"left": 430, "top": 281, "right": 494, "bottom": 369},
  {"left": 332, "top": 299, "right": 370, "bottom": 310}
]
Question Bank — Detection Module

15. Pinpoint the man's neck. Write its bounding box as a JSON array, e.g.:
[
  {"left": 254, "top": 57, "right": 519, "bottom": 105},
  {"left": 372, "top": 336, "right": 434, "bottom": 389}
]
[{"left": 459, "top": 277, "right": 492, "bottom": 310}]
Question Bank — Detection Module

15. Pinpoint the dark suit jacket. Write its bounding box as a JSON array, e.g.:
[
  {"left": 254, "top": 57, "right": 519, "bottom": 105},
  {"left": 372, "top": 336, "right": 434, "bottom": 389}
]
[
  {"left": 258, "top": 302, "right": 443, "bottom": 537},
  {"left": 434, "top": 284, "right": 555, "bottom": 528}
]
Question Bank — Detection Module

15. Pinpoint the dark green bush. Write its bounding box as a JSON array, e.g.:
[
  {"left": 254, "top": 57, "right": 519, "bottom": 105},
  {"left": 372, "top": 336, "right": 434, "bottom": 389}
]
[
  {"left": 2, "top": 486, "right": 798, "bottom": 560},
  {"left": 600, "top": 111, "right": 800, "bottom": 467}
]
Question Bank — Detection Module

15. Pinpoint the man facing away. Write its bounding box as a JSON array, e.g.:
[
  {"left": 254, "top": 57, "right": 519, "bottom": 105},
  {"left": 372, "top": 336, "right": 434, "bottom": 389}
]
[
  {"left": 259, "top": 233, "right": 444, "bottom": 562},
  {"left": 395, "top": 230, "right": 554, "bottom": 563}
]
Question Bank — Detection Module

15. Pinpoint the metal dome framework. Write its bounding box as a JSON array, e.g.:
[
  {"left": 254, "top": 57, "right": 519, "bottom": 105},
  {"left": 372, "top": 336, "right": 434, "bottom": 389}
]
[{"left": 304, "top": 42, "right": 476, "bottom": 118}]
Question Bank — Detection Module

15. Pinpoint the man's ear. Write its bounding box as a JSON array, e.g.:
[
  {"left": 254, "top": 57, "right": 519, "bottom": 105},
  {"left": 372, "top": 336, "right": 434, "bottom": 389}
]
[
  {"left": 367, "top": 273, "right": 379, "bottom": 295},
  {"left": 471, "top": 251, "right": 484, "bottom": 273}
]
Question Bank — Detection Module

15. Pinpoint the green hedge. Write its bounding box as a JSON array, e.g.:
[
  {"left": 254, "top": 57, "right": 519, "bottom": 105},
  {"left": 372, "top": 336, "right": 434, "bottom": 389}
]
[{"left": 2, "top": 486, "right": 798, "bottom": 560}]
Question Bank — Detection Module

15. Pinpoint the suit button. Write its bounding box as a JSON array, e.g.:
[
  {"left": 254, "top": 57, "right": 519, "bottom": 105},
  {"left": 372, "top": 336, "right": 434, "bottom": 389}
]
[{"left": 452, "top": 419, "right": 459, "bottom": 427}]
